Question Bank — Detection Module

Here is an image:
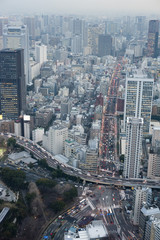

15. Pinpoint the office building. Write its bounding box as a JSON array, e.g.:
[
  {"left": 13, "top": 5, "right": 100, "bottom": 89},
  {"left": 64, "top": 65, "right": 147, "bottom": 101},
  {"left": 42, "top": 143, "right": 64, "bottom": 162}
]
[
  {"left": 35, "top": 43, "right": 47, "bottom": 65},
  {"left": 152, "top": 126, "right": 160, "bottom": 146},
  {"left": 123, "top": 117, "right": 143, "bottom": 179},
  {"left": 123, "top": 76, "right": 153, "bottom": 134},
  {"left": 135, "top": 16, "right": 146, "bottom": 36},
  {"left": 147, "top": 20, "right": 159, "bottom": 58},
  {"left": 61, "top": 99, "right": 72, "bottom": 118},
  {"left": 98, "top": 34, "right": 112, "bottom": 57},
  {"left": 3, "top": 25, "right": 30, "bottom": 84},
  {"left": 147, "top": 147, "right": 160, "bottom": 180},
  {"left": 0, "top": 17, "right": 8, "bottom": 36},
  {"left": 0, "top": 49, "right": 26, "bottom": 120},
  {"left": 43, "top": 124, "right": 68, "bottom": 155},
  {"left": 0, "top": 120, "right": 14, "bottom": 133},
  {"left": 35, "top": 109, "right": 53, "bottom": 128},
  {"left": 32, "top": 128, "right": 44, "bottom": 143},
  {"left": 14, "top": 120, "right": 22, "bottom": 137},
  {"left": 71, "top": 35, "right": 83, "bottom": 54},
  {"left": 80, "top": 149, "right": 98, "bottom": 172},
  {"left": 24, "top": 121, "right": 30, "bottom": 139},
  {"left": 24, "top": 17, "right": 35, "bottom": 40},
  {"left": 133, "top": 187, "right": 152, "bottom": 225},
  {"left": 139, "top": 204, "right": 160, "bottom": 239},
  {"left": 72, "top": 18, "right": 88, "bottom": 48},
  {"left": 144, "top": 217, "right": 160, "bottom": 240}
]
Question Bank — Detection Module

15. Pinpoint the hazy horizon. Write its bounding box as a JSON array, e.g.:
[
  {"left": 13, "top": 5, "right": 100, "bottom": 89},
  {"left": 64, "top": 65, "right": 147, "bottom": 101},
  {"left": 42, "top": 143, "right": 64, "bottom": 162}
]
[{"left": 0, "top": 0, "right": 160, "bottom": 16}]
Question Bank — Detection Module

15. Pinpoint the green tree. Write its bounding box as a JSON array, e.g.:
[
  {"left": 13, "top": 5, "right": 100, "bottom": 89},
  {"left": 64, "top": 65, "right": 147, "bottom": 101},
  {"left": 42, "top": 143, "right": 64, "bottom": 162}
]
[
  {"left": 15, "top": 195, "right": 28, "bottom": 220},
  {"left": 2, "top": 223, "right": 17, "bottom": 238},
  {"left": 50, "top": 200, "right": 65, "bottom": 213},
  {"left": 0, "top": 137, "right": 6, "bottom": 148},
  {"left": 36, "top": 178, "right": 56, "bottom": 188},
  {"left": 26, "top": 192, "right": 36, "bottom": 204},
  {"left": 0, "top": 167, "right": 26, "bottom": 191},
  {"left": 7, "top": 137, "right": 16, "bottom": 149},
  {"left": 63, "top": 187, "right": 78, "bottom": 202},
  {"left": 52, "top": 170, "right": 57, "bottom": 179}
]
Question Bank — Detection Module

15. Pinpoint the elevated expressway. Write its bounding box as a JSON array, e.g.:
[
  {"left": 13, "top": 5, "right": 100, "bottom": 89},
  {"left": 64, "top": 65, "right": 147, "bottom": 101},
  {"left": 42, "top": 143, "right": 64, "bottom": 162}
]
[{"left": 2, "top": 133, "right": 160, "bottom": 189}]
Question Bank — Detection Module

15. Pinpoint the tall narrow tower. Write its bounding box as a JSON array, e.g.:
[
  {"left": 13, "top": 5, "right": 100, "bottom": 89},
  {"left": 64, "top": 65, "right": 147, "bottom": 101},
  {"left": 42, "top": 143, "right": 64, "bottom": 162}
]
[
  {"left": 0, "top": 49, "right": 26, "bottom": 120},
  {"left": 123, "top": 117, "right": 143, "bottom": 179},
  {"left": 147, "top": 20, "right": 159, "bottom": 58},
  {"left": 123, "top": 76, "right": 153, "bottom": 134}
]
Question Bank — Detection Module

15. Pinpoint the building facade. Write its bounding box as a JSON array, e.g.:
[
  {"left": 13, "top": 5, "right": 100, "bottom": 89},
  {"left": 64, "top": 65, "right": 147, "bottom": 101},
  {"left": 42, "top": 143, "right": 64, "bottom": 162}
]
[
  {"left": 43, "top": 124, "right": 68, "bottom": 155},
  {"left": 3, "top": 25, "right": 30, "bottom": 84},
  {"left": 133, "top": 187, "right": 152, "bottom": 225},
  {"left": 147, "top": 148, "right": 160, "bottom": 180},
  {"left": 123, "top": 117, "right": 143, "bottom": 179},
  {"left": 0, "top": 49, "right": 26, "bottom": 120},
  {"left": 32, "top": 128, "right": 44, "bottom": 143},
  {"left": 123, "top": 76, "right": 153, "bottom": 134},
  {"left": 147, "top": 20, "right": 159, "bottom": 58},
  {"left": 98, "top": 34, "right": 112, "bottom": 57}
]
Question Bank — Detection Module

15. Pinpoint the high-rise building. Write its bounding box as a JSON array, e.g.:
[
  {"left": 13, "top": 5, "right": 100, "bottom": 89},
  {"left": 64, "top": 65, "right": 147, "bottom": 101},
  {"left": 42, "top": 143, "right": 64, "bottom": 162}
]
[
  {"left": 3, "top": 25, "right": 30, "bottom": 84},
  {"left": 139, "top": 204, "right": 160, "bottom": 239},
  {"left": 79, "top": 149, "right": 98, "bottom": 172},
  {"left": 71, "top": 18, "right": 88, "bottom": 52},
  {"left": 123, "top": 117, "right": 143, "bottom": 179},
  {"left": 152, "top": 126, "right": 160, "bottom": 146},
  {"left": 35, "top": 43, "right": 47, "bottom": 65},
  {"left": 105, "top": 21, "right": 118, "bottom": 35},
  {"left": 14, "top": 120, "right": 22, "bottom": 137},
  {"left": 133, "top": 187, "right": 152, "bottom": 225},
  {"left": 147, "top": 147, "right": 160, "bottom": 180},
  {"left": 147, "top": 20, "right": 159, "bottom": 58},
  {"left": 135, "top": 16, "right": 146, "bottom": 36},
  {"left": 0, "top": 49, "right": 26, "bottom": 120},
  {"left": 71, "top": 35, "right": 83, "bottom": 54},
  {"left": 0, "top": 17, "right": 8, "bottom": 36},
  {"left": 32, "top": 128, "right": 44, "bottom": 143},
  {"left": 43, "top": 124, "right": 68, "bottom": 155},
  {"left": 123, "top": 76, "right": 153, "bottom": 134},
  {"left": 145, "top": 217, "right": 160, "bottom": 240},
  {"left": 24, "top": 17, "right": 35, "bottom": 40},
  {"left": 98, "top": 34, "right": 112, "bottom": 57}
]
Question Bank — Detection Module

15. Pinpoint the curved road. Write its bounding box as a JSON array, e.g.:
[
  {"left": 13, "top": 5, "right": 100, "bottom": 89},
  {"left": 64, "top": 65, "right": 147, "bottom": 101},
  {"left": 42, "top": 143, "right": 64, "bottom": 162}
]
[{"left": 1, "top": 133, "right": 160, "bottom": 189}]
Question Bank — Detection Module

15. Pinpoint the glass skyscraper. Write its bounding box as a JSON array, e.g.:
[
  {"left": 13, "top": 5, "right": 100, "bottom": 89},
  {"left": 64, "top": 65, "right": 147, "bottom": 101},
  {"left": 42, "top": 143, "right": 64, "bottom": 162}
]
[
  {"left": 147, "top": 20, "right": 159, "bottom": 58},
  {"left": 0, "top": 49, "right": 26, "bottom": 120},
  {"left": 3, "top": 25, "right": 30, "bottom": 84}
]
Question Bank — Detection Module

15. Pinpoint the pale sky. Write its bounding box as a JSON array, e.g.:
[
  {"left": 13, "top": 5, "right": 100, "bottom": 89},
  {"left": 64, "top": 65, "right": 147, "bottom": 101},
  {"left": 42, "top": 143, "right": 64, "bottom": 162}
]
[{"left": 0, "top": 0, "right": 160, "bottom": 16}]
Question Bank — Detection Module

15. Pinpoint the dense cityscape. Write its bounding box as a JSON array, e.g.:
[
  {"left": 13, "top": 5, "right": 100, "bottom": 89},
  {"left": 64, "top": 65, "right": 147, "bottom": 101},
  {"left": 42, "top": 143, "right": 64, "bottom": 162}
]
[{"left": 0, "top": 2, "right": 160, "bottom": 240}]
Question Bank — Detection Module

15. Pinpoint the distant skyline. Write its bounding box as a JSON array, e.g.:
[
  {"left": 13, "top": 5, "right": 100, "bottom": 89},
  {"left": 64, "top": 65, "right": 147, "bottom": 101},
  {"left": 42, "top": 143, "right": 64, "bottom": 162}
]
[{"left": 0, "top": 0, "right": 160, "bottom": 16}]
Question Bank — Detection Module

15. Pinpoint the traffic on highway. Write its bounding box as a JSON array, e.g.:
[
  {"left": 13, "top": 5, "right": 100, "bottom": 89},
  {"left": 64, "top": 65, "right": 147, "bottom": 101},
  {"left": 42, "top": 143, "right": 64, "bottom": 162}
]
[{"left": 1, "top": 132, "right": 160, "bottom": 190}]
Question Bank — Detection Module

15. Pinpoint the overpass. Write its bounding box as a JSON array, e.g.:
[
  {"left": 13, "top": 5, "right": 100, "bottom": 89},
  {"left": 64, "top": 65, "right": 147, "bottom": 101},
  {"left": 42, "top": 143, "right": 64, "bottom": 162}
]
[{"left": 2, "top": 133, "right": 160, "bottom": 189}]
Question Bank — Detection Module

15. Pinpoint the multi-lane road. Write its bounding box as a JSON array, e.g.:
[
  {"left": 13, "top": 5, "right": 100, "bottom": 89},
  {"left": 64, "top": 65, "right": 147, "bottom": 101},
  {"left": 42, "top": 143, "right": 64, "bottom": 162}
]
[
  {"left": 99, "top": 61, "right": 122, "bottom": 162},
  {"left": 41, "top": 185, "right": 138, "bottom": 240}
]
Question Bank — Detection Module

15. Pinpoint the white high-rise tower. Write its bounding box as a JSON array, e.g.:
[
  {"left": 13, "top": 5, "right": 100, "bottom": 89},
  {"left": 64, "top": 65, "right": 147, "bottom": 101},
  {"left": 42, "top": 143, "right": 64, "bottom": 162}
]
[
  {"left": 123, "top": 76, "right": 153, "bottom": 134},
  {"left": 123, "top": 117, "right": 143, "bottom": 179}
]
